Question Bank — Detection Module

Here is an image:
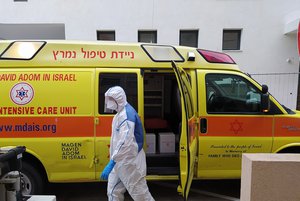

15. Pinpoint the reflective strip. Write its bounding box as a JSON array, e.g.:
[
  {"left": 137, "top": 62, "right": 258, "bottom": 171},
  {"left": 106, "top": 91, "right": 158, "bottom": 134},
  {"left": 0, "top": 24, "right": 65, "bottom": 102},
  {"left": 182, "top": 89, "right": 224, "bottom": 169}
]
[
  {"left": 201, "top": 116, "right": 273, "bottom": 137},
  {"left": 0, "top": 116, "right": 94, "bottom": 138},
  {"left": 96, "top": 116, "right": 113, "bottom": 137},
  {"left": 274, "top": 117, "right": 300, "bottom": 137}
]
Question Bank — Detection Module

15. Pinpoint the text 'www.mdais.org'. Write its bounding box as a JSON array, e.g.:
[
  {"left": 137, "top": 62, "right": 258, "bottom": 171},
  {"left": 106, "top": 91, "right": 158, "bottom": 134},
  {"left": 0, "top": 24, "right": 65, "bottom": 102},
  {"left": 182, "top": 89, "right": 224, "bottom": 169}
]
[{"left": 0, "top": 123, "right": 57, "bottom": 133}]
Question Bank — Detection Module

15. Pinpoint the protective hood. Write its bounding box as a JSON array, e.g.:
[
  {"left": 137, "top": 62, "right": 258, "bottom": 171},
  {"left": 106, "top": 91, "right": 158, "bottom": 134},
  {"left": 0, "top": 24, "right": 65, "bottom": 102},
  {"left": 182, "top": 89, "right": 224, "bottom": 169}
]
[{"left": 104, "top": 86, "right": 128, "bottom": 112}]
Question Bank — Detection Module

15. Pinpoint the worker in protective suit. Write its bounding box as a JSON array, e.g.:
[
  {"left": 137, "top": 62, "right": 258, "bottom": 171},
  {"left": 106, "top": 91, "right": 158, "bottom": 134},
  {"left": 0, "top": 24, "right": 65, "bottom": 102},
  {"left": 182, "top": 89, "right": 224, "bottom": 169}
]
[{"left": 100, "top": 86, "right": 155, "bottom": 201}]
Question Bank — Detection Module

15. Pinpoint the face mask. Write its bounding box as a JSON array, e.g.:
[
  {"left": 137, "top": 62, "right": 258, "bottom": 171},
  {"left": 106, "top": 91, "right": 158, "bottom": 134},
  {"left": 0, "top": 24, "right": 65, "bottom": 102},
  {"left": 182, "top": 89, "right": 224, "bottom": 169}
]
[{"left": 106, "top": 97, "right": 118, "bottom": 111}]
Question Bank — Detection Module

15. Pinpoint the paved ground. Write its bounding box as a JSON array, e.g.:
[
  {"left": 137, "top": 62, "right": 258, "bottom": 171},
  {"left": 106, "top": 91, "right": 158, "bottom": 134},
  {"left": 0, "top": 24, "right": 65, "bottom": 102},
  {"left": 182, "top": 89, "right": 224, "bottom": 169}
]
[{"left": 46, "top": 180, "right": 241, "bottom": 201}]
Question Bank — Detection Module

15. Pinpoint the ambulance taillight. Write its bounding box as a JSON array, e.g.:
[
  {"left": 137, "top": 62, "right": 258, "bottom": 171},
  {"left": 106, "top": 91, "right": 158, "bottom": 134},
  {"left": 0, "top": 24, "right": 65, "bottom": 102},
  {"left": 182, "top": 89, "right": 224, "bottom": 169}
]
[{"left": 197, "top": 49, "right": 236, "bottom": 64}]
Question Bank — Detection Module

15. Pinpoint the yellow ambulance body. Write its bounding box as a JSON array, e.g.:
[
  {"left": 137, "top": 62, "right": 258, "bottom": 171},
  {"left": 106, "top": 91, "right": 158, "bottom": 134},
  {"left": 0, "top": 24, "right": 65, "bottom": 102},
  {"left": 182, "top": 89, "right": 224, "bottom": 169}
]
[{"left": 0, "top": 40, "right": 299, "bottom": 200}]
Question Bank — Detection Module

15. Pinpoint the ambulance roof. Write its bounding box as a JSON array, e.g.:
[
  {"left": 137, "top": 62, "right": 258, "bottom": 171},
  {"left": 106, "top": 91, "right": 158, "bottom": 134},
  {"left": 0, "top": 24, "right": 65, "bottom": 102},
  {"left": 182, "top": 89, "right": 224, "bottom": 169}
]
[{"left": 0, "top": 40, "right": 239, "bottom": 71}]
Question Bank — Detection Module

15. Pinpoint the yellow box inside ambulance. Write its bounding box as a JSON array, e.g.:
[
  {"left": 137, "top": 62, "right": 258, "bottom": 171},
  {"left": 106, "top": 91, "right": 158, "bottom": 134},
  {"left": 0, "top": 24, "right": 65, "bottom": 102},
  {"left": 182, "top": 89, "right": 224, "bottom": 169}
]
[{"left": 0, "top": 40, "right": 299, "bottom": 200}]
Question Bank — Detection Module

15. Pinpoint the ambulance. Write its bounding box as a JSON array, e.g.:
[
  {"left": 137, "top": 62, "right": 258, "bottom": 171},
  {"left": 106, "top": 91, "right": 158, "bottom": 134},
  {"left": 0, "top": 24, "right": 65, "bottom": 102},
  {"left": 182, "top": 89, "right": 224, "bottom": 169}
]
[{"left": 0, "top": 40, "right": 299, "bottom": 200}]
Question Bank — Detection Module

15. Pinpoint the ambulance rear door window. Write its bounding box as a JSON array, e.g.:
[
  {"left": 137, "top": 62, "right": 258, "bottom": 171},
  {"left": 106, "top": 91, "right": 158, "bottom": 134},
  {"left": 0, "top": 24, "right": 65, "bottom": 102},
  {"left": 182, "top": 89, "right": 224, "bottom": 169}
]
[{"left": 99, "top": 73, "right": 137, "bottom": 114}]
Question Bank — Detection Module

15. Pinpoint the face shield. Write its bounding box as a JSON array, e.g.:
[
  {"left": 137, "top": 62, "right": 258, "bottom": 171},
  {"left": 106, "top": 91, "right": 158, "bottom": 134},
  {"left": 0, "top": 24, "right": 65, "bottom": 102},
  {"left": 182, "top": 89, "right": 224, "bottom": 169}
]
[{"left": 104, "top": 96, "right": 118, "bottom": 113}]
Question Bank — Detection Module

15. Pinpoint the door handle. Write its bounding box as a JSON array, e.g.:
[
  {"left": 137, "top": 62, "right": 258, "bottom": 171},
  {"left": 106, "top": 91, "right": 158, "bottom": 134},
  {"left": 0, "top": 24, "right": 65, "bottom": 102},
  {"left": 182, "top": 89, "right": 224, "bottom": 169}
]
[
  {"left": 95, "top": 117, "right": 99, "bottom": 125},
  {"left": 200, "top": 118, "right": 207, "bottom": 134}
]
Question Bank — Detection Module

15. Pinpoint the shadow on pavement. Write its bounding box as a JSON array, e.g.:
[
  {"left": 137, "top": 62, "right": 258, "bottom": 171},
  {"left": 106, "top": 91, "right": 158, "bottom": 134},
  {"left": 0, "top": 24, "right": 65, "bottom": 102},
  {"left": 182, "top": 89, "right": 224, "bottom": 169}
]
[{"left": 46, "top": 179, "right": 240, "bottom": 201}]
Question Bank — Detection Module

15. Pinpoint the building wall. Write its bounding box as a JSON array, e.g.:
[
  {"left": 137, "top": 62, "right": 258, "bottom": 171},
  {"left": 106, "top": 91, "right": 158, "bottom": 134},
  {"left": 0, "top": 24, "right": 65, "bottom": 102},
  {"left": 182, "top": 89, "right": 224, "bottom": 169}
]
[
  {"left": 0, "top": 24, "right": 65, "bottom": 39},
  {"left": 1, "top": 0, "right": 300, "bottom": 109}
]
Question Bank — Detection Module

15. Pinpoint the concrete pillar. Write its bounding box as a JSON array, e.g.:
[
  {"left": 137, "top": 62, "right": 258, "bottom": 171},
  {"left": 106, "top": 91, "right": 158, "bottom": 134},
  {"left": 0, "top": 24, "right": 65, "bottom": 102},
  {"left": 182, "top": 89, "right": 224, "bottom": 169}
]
[{"left": 240, "top": 154, "right": 300, "bottom": 201}]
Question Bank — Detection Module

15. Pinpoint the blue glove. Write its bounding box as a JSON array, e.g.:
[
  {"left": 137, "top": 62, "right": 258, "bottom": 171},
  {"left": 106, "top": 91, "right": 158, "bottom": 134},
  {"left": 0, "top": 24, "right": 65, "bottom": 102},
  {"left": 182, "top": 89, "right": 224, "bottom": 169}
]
[{"left": 100, "top": 160, "right": 116, "bottom": 180}]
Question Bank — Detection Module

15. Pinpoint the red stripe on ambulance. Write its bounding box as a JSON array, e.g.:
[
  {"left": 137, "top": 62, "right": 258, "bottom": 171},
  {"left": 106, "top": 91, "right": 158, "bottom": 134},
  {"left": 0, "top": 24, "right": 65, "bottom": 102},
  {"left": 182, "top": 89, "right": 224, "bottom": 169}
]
[{"left": 0, "top": 116, "right": 94, "bottom": 138}]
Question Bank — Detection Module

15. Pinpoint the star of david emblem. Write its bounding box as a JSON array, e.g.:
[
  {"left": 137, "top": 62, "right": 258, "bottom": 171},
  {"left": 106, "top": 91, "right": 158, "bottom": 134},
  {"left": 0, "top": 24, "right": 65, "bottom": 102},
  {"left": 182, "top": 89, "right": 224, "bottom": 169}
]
[
  {"left": 16, "top": 87, "right": 29, "bottom": 100},
  {"left": 230, "top": 119, "right": 243, "bottom": 134},
  {"left": 10, "top": 82, "right": 34, "bottom": 105}
]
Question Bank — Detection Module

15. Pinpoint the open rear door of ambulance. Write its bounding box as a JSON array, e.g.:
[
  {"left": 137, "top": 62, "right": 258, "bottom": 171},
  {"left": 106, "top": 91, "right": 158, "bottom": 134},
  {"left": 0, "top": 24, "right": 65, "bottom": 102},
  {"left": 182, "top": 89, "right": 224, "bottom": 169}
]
[{"left": 172, "top": 61, "right": 198, "bottom": 200}]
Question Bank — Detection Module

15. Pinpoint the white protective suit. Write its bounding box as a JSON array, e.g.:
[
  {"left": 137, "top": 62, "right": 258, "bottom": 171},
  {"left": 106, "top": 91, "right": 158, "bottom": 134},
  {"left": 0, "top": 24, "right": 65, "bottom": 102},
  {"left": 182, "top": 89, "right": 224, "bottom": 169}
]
[{"left": 104, "top": 86, "right": 154, "bottom": 201}]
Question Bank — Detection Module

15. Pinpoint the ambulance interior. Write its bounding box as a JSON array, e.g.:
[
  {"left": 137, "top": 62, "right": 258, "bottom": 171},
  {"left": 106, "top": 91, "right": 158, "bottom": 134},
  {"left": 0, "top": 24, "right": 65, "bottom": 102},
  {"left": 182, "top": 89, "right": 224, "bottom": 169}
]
[{"left": 143, "top": 72, "right": 181, "bottom": 175}]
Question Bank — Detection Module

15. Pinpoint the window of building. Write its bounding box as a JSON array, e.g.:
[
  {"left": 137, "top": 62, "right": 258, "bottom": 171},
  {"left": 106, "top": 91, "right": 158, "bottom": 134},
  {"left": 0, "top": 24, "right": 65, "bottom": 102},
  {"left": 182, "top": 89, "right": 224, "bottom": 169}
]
[
  {"left": 99, "top": 73, "right": 137, "bottom": 114},
  {"left": 97, "top": 31, "right": 115, "bottom": 41},
  {"left": 179, "top": 30, "right": 198, "bottom": 48},
  {"left": 222, "top": 30, "right": 241, "bottom": 50},
  {"left": 138, "top": 31, "right": 157, "bottom": 43}
]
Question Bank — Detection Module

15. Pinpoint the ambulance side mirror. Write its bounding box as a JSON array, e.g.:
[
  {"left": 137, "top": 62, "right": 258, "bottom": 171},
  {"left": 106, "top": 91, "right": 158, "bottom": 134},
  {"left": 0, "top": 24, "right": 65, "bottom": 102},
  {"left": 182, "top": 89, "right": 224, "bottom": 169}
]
[{"left": 261, "top": 84, "right": 270, "bottom": 113}]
